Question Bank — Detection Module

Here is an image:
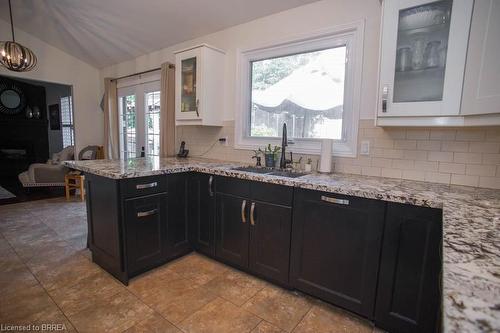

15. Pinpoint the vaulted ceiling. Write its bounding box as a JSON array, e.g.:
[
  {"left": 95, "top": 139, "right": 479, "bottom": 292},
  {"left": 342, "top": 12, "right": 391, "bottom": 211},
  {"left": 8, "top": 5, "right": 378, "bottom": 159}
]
[{"left": 0, "top": 0, "right": 320, "bottom": 69}]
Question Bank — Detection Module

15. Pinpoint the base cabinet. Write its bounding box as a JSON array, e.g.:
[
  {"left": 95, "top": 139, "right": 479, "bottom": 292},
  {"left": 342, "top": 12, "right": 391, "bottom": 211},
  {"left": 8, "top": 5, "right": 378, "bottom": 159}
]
[
  {"left": 124, "top": 193, "right": 167, "bottom": 274},
  {"left": 374, "top": 203, "right": 442, "bottom": 333},
  {"left": 188, "top": 173, "right": 216, "bottom": 256},
  {"left": 290, "top": 188, "right": 386, "bottom": 318},
  {"left": 165, "top": 174, "right": 191, "bottom": 259}
]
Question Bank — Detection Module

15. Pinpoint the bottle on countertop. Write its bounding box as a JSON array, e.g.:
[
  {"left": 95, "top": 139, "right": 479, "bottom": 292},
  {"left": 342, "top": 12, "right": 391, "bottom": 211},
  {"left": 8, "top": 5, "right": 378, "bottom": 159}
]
[{"left": 140, "top": 146, "right": 145, "bottom": 157}]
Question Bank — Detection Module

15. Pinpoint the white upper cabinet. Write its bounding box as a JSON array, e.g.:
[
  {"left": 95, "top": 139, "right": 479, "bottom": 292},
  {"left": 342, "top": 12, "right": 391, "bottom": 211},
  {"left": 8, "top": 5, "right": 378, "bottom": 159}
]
[
  {"left": 175, "top": 44, "right": 225, "bottom": 126},
  {"left": 377, "top": 0, "right": 473, "bottom": 119},
  {"left": 461, "top": 0, "right": 500, "bottom": 116}
]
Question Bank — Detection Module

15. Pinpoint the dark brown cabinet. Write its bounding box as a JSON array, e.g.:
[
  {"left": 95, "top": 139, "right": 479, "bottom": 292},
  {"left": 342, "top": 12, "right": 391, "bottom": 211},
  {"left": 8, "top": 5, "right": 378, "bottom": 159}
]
[
  {"left": 165, "top": 174, "right": 191, "bottom": 259},
  {"left": 188, "top": 173, "right": 216, "bottom": 256},
  {"left": 374, "top": 203, "right": 442, "bottom": 333},
  {"left": 124, "top": 193, "right": 167, "bottom": 274},
  {"left": 290, "top": 188, "right": 386, "bottom": 318},
  {"left": 215, "top": 176, "right": 293, "bottom": 285},
  {"left": 215, "top": 192, "right": 250, "bottom": 268},
  {"left": 249, "top": 200, "right": 292, "bottom": 285}
]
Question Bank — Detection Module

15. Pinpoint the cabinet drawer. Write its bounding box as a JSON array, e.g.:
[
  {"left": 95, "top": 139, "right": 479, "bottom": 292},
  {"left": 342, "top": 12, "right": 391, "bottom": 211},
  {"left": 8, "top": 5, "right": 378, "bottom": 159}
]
[
  {"left": 121, "top": 175, "right": 167, "bottom": 198},
  {"left": 215, "top": 176, "right": 251, "bottom": 198},
  {"left": 251, "top": 181, "right": 293, "bottom": 207}
]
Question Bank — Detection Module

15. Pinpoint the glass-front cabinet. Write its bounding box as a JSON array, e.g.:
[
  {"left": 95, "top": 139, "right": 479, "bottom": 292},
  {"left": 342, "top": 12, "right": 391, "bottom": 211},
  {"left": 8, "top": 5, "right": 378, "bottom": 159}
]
[
  {"left": 378, "top": 0, "right": 473, "bottom": 117},
  {"left": 175, "top": 44, "right": 225, "bottom": 126}
]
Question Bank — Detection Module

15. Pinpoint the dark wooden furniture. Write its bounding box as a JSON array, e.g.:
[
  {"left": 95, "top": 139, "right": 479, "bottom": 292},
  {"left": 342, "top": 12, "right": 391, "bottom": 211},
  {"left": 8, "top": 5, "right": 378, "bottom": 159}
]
[
  {"left": 374, "top": 203, "right": 442, "bottom": 333},
  {"left": 215, "top": 176, "right": 293, "bottom": 286},
  {"left": 84, "top": 171, "right": 443, "bottom": 332},
  {"left": 85, "top": 173, "right": 190, "bottom": 284},
  {"left": 290, "top": 188, "right": 385, "bottom": 318}
]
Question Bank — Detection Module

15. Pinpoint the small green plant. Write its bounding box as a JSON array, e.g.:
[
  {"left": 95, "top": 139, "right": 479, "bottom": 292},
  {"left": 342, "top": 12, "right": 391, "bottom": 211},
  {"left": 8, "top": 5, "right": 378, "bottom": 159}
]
[{"left": 263, "top": 144, "right": 281, "bottom": 157}]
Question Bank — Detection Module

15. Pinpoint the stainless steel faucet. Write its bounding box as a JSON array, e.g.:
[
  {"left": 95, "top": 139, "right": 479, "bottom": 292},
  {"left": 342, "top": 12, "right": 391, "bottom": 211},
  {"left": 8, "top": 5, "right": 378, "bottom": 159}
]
[{"left": 279, "top": 123, "right": 292, "bottom": 169}]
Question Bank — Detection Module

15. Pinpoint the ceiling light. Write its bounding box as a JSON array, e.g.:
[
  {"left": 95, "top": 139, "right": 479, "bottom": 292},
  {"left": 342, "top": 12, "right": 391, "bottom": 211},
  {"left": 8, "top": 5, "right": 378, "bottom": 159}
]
[{"left": 0, "top": 0, "right": 37, "bottom": 72}]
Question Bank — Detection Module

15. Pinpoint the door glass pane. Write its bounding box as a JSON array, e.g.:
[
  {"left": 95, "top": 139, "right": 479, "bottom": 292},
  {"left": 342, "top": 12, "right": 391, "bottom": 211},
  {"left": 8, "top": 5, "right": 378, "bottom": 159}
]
[
  {"left": 119, "top": 94, "right": 136, "bottom": 159},
  {"left": 145, "top": 91, "right": 160, "bottom": 156},
  {"left": 393, "top": 0, "right": 452, "bottom": 103},
  {"left": 181, "top": 57, "right": 197, "bottom": 112}
]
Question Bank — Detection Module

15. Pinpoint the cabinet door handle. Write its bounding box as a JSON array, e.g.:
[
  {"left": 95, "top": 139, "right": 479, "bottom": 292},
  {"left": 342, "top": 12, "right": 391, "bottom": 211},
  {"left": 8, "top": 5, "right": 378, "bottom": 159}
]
[
  {"left": 208, "top": 175, "right": 214, "bottom": 197},
  {"left": 250, "top": 202, "right": 256, "bottom": 226},
  {"left": 136, "top": 182, "right": 157, "bottom": 189},
  {"left": 241, "top": 200, "right": 247, "bottom": 223},
  {"left": 382, "top": 85, "right": 389, "bottom": 113},
  {"left": 321, "top": 195, "right": 349, "bottom": 205},
  {"left": 137, "top": 208, "right": 158, "bottom": 218},
  {"left": 195, "top": 99, "right": 200, "bottom": 117}
]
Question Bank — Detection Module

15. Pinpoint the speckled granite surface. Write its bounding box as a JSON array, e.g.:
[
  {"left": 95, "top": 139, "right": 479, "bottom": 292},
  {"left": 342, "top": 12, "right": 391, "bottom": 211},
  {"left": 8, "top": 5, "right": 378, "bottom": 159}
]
[{"left": 64, "top": 157, "right": 500, "bottom": 332}]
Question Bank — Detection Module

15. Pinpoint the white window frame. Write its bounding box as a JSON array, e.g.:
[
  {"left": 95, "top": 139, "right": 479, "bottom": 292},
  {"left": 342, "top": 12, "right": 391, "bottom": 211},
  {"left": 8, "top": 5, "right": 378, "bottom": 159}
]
[{"left": 235, "top": 21, "right": 364, "bottom": 157}]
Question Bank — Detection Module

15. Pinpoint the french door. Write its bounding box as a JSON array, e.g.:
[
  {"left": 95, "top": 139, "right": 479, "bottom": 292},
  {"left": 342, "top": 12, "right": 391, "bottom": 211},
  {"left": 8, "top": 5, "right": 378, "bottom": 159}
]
[{"left": 118, "top": 80, "right": 161, "bottom": 159}]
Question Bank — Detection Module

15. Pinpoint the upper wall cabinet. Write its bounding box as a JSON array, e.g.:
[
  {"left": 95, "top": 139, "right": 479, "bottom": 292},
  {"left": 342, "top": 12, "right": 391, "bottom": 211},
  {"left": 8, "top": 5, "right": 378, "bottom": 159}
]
[
  {"left": 175, "top": 44, "right": 225, "bottom": 126},
  {"left": 461, "top": 0, "right": 500, "bottom": 116}
]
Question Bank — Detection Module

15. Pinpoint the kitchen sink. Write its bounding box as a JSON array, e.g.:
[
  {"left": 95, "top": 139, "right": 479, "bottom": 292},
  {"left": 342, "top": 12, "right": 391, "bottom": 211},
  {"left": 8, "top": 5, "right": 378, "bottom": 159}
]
[
  {"left": 231, "top": 166, "right": 306, "bottom": 178},
  {"left": 268, "top": 170, "right": 307, "bottom": 178},
  {"left": 231, "top": 166, "right": 274, "bottom": 174}
]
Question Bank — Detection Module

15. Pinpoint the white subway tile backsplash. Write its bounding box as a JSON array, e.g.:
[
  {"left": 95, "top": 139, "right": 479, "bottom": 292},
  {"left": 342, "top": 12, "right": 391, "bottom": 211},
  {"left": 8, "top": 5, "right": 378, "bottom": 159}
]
[{"left": 178, "top": 120, "right": 500, "bottom": 189}]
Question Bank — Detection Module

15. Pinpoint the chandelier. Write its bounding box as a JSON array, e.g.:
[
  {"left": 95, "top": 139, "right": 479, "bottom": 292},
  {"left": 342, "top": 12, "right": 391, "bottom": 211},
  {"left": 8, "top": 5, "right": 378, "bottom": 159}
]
[{"left": 0, "top": 0, "right": 37, "bottom": 72}]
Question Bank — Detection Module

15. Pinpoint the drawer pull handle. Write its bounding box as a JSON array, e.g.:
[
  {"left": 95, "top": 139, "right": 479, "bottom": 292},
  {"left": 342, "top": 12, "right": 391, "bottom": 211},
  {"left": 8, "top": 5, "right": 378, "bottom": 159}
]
[
  {"left": 137, "top": 209, "right": 158, "bottom": 218},
  {"left": 250, "top": 202, "right": 256, "bottom": 226},
  {"left": 321, "top": 195, "right": 349, "bottom": 205},
  {"left": 241, "top": 200, "right": 247, "bottom": 223},
  {"left": 136, "top": 182, "right": 158, "bottom": 189},
  {"left": 208, "top": 176, "right": 214, "bottom": 197}
]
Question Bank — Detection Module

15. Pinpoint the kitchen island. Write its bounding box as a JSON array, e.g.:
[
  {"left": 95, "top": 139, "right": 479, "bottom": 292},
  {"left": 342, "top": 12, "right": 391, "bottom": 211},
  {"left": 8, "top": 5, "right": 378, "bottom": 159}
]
[{"left": 64, "top": 157, "right": 500, "bottom": 333}]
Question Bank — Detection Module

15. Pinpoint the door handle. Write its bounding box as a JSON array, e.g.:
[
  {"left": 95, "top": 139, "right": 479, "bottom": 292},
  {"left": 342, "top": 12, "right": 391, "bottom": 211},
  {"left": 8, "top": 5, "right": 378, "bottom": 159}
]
[
  {"left": 208, "top": 175, "right": 214, "bottom": 197},
  {"left": 241, "top": 200, "right": 247, "bottom": 223},
  {"left": 382, "top": 85, "right": 389, "bottom": 113},
  {"left": 250, "top": 202, "right": 256, "bottom": 226},
  {"left": 136, "top": 182, "right": 157, "bottom": 189},
  {"left": 321, "top": 195, "right": 349, "bottom": 205},
  {"left": 137, "top": 208, "right": 158, "bottom": 218}
]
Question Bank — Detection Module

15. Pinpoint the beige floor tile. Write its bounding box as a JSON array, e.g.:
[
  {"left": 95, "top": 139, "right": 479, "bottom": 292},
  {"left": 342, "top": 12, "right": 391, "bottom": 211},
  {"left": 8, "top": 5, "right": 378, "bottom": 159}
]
[
  {"left": 155, "top": 283, "right": 219, "bottom": 324},
  {"left": 293, "top": 302, "right": 373, "bottom": 333},
  {"left": 34, "top": 253, "right": 101, "bottom": 291},
  {"left": 179, "top": 297, "right": 261, "bottom": 333},
  {"left": 128, "top": 265, "right": 183, "bottom": 294},
  {"left": 123, "top": 313, "right": 181, "bottom": 333},
  {"left": 203, "top": 268, "right": 268, "bottom": 306},
  {"left": 67, "top": 289, "right": 153, "bottom": 333},
  {"left": 166, "top": 253, "right": 228, "bottom": 284},
  {"left": 48, "top": 270, "right": 124, "bottom": 316},
  {"left": 128, "top": 275, "right": 196, "bottom": 303},
  {"left": 243, "top": 285, "right": 314, "bottom": 332},
  {"left": 252, "top": 321, "right": 286, "bottom": 333},
  {"left": 0, "top": 266, "right": 39, "bottom": 296},
  {"left": 24, "top": 241, "right": 79, "bottom": 273}
]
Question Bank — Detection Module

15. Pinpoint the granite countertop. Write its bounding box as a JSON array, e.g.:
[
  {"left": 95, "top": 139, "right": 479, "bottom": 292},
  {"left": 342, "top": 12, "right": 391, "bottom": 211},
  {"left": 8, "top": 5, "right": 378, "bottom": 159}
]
[{"left": 64, "top": 157, "right": 500, "bottom": 332}]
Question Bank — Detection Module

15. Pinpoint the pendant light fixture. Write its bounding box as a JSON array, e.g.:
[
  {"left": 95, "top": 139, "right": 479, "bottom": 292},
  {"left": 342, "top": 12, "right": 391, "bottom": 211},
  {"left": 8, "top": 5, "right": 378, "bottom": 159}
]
[{"left": 0, "top": 0, "right": 37, "bottom": 72}]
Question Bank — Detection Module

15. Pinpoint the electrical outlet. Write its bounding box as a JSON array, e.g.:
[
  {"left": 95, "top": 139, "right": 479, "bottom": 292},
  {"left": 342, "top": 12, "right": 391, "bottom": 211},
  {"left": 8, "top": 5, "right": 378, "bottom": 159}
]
[
  {"left": 218, "top": 137, "right": 228, "bottom": 146},
  {"left": 360, "top": 140, "right": 370, "bottom": 155}
]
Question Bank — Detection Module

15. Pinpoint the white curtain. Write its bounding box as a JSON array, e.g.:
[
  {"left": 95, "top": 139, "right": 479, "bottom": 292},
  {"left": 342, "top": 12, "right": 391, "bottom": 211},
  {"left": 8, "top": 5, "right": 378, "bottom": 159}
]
[
  {"left": 160, "top": 62, "right": 176, "bottom": 157},
  {"left": 103, "top": 78, "right": 119, "bottom": 159}
]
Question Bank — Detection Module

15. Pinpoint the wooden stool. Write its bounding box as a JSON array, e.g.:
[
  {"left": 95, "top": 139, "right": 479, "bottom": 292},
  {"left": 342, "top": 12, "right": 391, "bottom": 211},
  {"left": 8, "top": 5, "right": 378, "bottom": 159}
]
[{"left": 65, "top": 173, "right": 85, "bottom": 201}]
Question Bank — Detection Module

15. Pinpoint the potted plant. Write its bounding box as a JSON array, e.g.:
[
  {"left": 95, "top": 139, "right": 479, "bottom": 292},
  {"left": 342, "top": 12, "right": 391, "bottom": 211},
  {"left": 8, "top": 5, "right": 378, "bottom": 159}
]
[{"left": 262, "top": 144, "right": 281, "bottom": 168}]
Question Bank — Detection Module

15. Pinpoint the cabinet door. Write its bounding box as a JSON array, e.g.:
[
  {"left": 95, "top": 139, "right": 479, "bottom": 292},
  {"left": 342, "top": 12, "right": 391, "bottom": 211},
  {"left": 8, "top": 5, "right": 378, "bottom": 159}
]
[
  {"left": 375, "top": 203, "right": 442, "bottom": 333},
  {"left": 215, "top": 193, "right": 249, "bottom": 269},
  {"left": 175, "top": 47, "right": 202, "bottom": 121},
  {"left": 188, "top": 173, "right": 216, "bottom": 256},
  {"left": 290, "top": 189, "right": 385, "bottom": 318},
  {"left": 249, "top": 201, "right": 291, "bottom": 285},
  {"left": 378, "top": 0, "right": 473, "bottom": 117},
  {"left": 461, "top": 0, "right": 500, "bottom": 116},
  {"left": 125, "top": 193, "right": 167, "bottom": 274},
  {"left": 166, "top": 174, "right": 191, "bottom": 259}
]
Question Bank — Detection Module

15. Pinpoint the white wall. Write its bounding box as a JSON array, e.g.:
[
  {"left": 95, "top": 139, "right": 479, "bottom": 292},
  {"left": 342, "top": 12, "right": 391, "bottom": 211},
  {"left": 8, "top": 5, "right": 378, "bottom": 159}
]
[
  {"left": 0, "top": 19, "right": 102, "bottom": 155},
  {"left": 100, "top": 0, "right": 381, "bottom": 120}
]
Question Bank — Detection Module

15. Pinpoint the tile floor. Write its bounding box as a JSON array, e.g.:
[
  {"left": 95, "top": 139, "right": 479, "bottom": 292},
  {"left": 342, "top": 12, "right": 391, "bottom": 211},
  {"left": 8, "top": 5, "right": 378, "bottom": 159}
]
[{"left": 0, "top": 198, "right": 383, "bottom": 333}]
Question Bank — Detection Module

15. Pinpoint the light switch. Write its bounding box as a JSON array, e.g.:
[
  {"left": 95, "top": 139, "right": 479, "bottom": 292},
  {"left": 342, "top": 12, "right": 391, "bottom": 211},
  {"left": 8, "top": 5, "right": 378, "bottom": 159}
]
[{"left": 360, "top": 140, "right": 370, "bottom": 155}]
